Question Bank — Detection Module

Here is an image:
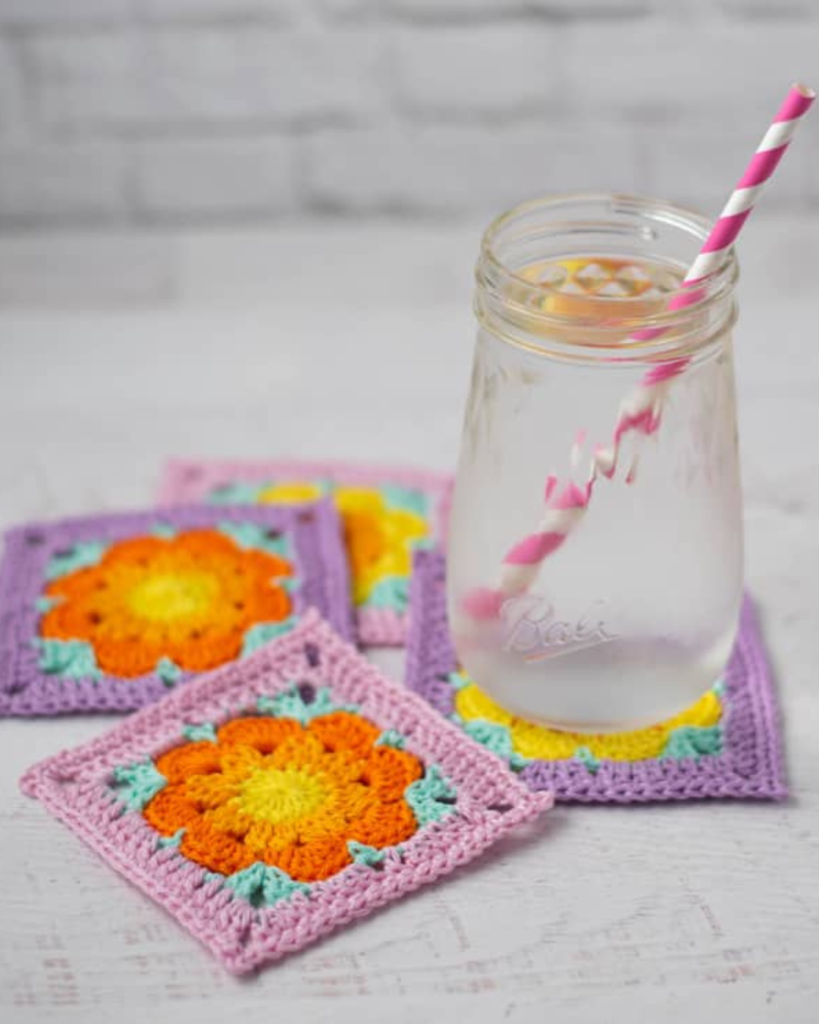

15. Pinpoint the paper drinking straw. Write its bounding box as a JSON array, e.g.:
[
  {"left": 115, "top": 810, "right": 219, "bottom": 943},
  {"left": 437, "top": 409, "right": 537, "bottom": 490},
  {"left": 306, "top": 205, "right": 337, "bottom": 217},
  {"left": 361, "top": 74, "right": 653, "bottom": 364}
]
[{"left": 465, "top": 83, "right": 815, "bottom": 618}]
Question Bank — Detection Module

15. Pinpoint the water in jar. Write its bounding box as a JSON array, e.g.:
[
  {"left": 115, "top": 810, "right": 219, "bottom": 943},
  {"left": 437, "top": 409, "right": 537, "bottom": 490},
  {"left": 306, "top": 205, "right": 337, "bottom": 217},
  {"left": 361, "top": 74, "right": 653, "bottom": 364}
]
[{"left": 447, "top": 255, "right": 743, "bottom": 732}]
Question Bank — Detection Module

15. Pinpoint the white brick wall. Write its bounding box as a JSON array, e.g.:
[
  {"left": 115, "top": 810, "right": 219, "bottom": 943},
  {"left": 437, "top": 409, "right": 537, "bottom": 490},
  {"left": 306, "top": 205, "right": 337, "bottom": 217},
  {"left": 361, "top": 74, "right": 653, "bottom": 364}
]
[
  {"left": 28, "top": 28, "right": 386, "bottom": 131},
  {"left": 0, "top": 0, "right": 134, "bottom": 27},
  {"left": 0, "top": 38, "right": 25, "bottom": 142},
  {"left": 562, "top": 20, "right": 819, "bottom": 121},
  {"left": 0, "top": 0, "right": 816, "bottom": 229},
  {"left": 393, "top": 26, "right": 560, "bottom": 118},
  {"left": 306, "top": 124, "right": 644, "bottom": 215},
  {"left": 134, "top": 137, "right": 297, "bottom": 219},
  {"left": 0, "top": 142, "right": 128, "bottom": 225}
]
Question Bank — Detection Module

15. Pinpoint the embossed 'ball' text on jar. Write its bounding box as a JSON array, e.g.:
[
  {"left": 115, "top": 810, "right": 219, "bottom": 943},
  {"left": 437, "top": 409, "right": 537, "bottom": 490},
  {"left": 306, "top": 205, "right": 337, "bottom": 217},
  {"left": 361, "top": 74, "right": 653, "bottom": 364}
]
[{"left": 447, "top": 194, "right": 743, "bottom": 732}]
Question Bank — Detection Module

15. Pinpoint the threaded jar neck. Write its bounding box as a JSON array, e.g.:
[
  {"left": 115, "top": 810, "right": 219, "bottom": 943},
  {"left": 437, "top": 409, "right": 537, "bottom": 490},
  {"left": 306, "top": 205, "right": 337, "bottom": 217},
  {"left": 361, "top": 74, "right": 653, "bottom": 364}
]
[{"left": 475, "top": 193, "right": 738, "bottom": 366}]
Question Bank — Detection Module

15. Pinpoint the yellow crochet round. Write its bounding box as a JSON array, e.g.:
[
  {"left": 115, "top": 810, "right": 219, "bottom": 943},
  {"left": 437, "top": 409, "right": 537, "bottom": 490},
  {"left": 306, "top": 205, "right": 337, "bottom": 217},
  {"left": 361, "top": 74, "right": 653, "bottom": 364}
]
[
  {"left": 259, "top": 481, "right": 427, "bottom": 604},
  {"left": 127, "top": 570, "right": 220, "bottom": 622},
  {"left": 454, "top": 680, "right": 723, "bottom": 762},
  {"left": 236, "top": 765, "right": 329, "bottom": 825},
  {"left": 258, "top": 482, "right": 325, "bottom": 505},
  {"left": 143, "top": 712, "right": 424, "bottom": 883},
  {"left": 335, "top": 486, "right": 427, "bottom": 602}
]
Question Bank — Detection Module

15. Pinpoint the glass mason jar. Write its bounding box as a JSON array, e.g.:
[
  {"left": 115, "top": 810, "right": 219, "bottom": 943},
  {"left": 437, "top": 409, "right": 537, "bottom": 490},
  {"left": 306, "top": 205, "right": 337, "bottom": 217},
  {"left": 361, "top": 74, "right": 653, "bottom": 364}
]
[{"left": 447, "top": 193, "right": 743, "bottom": 732}]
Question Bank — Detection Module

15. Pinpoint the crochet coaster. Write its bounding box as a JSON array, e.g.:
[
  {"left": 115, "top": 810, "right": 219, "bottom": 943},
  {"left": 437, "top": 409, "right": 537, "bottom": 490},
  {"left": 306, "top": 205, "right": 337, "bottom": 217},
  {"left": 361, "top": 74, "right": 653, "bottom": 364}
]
[
  {"left": 406, "top": 549, "right": 786, "bottom": 803},
  {"left": 21, "top": 611, "right": 551, "bottom": 973},
  {"left": 158, "top": 459, "right": 452, "bottom": 646},
  {"left": 0, "top": 501, "right": 352, "bottom": 716}
]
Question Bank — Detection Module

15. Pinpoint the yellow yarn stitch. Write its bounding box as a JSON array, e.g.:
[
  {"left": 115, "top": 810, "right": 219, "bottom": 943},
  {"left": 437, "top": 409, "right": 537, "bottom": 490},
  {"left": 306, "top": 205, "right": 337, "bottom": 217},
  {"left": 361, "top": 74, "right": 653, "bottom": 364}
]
[
  {"left": 454, "top": 679, "right": 723, "bottom": 762},
  {"left": 127, "top": 571, "right": 220, "bottom": 622},
  {"left": 258, "top": 482, "right": 324, "bottom": 505},
  {"left": 236, "top": 766, "right": 329, "bottom": 824},
  {"left": 257, "top": 481, "right": 428, "bottom": 604}
]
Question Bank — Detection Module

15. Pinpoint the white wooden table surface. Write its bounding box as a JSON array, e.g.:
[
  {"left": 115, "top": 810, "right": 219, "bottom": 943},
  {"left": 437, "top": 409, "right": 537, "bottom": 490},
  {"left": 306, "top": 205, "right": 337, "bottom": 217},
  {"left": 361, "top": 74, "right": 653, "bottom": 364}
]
[{"left": 1, "top": 218, "right": 818, "bottom": 1024}]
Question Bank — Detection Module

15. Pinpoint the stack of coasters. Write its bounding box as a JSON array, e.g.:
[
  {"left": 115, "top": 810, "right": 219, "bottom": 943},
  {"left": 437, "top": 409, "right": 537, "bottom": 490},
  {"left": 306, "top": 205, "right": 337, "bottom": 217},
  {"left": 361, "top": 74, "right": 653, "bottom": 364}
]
[
  {"left": 21, "top": 612, "right": 551, "bottom": 973},
  {"left": 406, "top": 549, "right": 787, "bottom": 803},
  {"left": 0, "top": 502, "right": 351, "bottom": 716},
  {"left": 158, "top": 459, "right": 452, "bottom": 646}
]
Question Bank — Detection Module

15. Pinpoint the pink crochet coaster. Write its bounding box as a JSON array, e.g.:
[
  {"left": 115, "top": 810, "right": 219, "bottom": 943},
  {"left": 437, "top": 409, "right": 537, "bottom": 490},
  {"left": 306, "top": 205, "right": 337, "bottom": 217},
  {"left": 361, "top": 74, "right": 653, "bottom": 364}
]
[
  {"left": 406, "top": 549, "right": 786, "bottom": 804},
  {"left": 0, "top": 501, "right": 352, "bottom": 716},
  {"left": 21, "top": 612, "right": 551, "bottom": 973},
  {"left": 158, "top": 459, "right": 452, "bottom": 646}
]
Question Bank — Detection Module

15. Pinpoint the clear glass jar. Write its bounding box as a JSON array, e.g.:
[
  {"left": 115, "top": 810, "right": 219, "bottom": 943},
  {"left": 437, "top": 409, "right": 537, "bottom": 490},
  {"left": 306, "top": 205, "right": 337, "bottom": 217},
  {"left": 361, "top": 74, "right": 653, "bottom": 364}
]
[{"left": 447, "top": 193, "right": 743, "bottom": 732}]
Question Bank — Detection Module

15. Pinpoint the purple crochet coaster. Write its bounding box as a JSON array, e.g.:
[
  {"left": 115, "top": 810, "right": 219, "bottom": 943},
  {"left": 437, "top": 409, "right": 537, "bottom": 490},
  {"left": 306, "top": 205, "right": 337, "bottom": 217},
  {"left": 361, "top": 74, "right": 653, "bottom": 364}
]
[
  {"left": 0, "top": 501, "right": 352, "bottom": 716},
  {"left": 158, "top": 458, "right": 452, "bottom": 647},
  {"left": 21, "top": 611, "right": 551, "bottom": 973},
  {"left": 406, "top": 549, "right": 786, "bottom": 804}
]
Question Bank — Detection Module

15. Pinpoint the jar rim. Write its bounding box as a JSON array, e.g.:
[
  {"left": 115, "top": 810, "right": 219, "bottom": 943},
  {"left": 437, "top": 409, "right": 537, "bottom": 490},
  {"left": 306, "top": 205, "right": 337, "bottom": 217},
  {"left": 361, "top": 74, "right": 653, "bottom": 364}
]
[{"left": 476, "top": 192, "right": 738, "bottom": 363}]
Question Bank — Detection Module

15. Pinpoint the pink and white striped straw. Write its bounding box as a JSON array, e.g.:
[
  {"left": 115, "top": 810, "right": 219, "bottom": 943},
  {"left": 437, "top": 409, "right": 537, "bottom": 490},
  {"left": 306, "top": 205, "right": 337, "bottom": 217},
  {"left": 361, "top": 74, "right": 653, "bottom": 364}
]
[{"left": 466, "top": 83, "right": 815, "bottom": 617}]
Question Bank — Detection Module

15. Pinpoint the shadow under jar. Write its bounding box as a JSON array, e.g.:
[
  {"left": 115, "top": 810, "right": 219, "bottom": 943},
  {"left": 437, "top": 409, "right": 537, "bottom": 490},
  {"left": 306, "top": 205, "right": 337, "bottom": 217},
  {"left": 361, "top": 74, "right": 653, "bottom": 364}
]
[{"left": 447, "top": 193, "right": 743, "bottom": 732}]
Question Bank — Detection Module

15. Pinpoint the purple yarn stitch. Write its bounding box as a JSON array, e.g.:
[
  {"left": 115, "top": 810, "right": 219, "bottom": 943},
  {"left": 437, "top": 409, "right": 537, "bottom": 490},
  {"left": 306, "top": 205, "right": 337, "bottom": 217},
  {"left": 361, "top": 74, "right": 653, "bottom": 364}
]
[
  {"left": 405, "top": 548, "right": 787, "bottom": 803},
  {"left": 0, "top": 501, "right": 352, "bottom": 717}
]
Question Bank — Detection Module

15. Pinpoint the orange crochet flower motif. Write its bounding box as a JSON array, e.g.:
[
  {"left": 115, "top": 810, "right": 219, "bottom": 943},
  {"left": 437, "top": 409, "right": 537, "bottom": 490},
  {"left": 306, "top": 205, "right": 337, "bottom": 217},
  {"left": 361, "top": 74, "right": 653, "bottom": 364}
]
[
  {"left": 40, "top": 530, "right": 292, "bottom": 677},
  {"left": 143, "top": 711, "right": 423, "bottom": 882},
  {"left": 256, "top": 483, "right": 428, "bottom": 605}
]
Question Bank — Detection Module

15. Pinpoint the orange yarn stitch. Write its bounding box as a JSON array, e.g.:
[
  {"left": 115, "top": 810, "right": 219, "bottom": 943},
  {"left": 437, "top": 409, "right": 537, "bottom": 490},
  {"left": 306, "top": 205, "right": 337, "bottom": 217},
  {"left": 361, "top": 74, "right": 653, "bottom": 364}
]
[
  {"left": 256, "top": 483, "right": 428, "bottom": 606},
  {"left": 40, "top": 529, "right": 292, "bottom": 677},
  {"left": 143, "top": 711, "right": 422, "bottom": 882}
]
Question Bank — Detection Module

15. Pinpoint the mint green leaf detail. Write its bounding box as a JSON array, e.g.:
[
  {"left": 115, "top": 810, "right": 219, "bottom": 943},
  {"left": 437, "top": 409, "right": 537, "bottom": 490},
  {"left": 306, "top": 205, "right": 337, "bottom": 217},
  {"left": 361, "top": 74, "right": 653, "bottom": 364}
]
[
  {"left": 150, "top": 523, "right": 176, "bottom": 539},
  {"left": 207, "top": 482, "right": 264, "bottom": 505},
  {"left": 279, "top": 577, "right": 300, "bottom": 595},
  {"left": 45, "top": 541, "right": 106, "bottom": 581},
  {"left": 36, "top": 638, "right": 101, "bottom": 679},
  {"left": 366, "top": 576, "right": 409, "bottom": 611},
  {"left": 242, "top": 618, "right": 297, "bottom": 656},
  {"left": 217, "top": 520, "right": 290, "bottom": 559},
  {"left": 447, "top": 671, "right": 470, "bottom": 692},
  {"left": 224, "top": 862, "right": 309, "bottom": 909},
  {"left": 35, "top": 595, "right": 60, "bottom": 613},
  {"left": 182, "top": 722, "right": 217, "bottom": 743},
  {"left": 574, "top": 746, "right": 601, "bottom": 775},
  {"left": 712, "top": 678, "right": 726, "bottom": 698},
  {"left": 157, "top": 828, "right": 185, "bottom": 850},
  {"left": 347, "top": 841, "right": 386, "bottom": 868},
  {"left": 406, "top": 765, "right": 457, "bottom": 826},
  {"left": 156, "top": 657, "right": 182, "bottom": 687},
  {"left": 111, "top": 760, "right": 167, "bottom": 811},
  {"left": 375, "top": 729, "right": 406, "bottom": 750},
  {"left": 257, "top": 685, "right": 357, "bottom": 725},
  {"left": 379, "top": 485, "right": 429, "bottom": 517},
  {"left": 464, "top": 719, "right": 515, "bottom": 762},
  {"left": 662, "top": 725, "right": 723, "bottom": 761},
  {"left": 509, "top": 752, "right": 530, "bottom": 772}
]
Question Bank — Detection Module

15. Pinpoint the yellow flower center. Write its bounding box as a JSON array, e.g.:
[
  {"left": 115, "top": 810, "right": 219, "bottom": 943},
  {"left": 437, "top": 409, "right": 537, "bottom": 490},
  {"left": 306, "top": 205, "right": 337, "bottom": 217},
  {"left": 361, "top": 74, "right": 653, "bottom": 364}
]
[
  {"left": 127, "top": 571, "right": 220, "bottom": 622},
  {"left": 237, "top": 766, "right": 328, "bottom": 824}
]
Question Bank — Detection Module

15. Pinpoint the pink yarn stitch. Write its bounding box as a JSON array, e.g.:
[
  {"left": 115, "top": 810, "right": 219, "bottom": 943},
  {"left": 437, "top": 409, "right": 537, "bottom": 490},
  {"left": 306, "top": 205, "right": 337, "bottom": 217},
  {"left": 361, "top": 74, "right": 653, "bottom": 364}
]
[{"left": 21, "top": 611, "right": 551, "bottom": 974}]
